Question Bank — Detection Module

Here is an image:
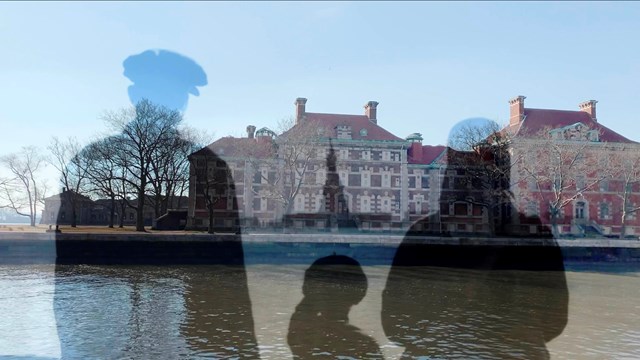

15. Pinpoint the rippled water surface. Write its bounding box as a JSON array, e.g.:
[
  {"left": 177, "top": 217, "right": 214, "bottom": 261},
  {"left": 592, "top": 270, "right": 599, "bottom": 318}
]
[{"left": 1, "top": 264, "right": 639, "bottom": 359}]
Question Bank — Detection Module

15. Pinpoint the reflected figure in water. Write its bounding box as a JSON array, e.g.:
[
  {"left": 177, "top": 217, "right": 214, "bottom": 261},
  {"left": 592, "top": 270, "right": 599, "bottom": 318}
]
[
  {"left": 382, "top": 119, "right": 568, "bottom": 359},
  {"left": 288, "top": 255, "right": 383, "bottom": 359},
  {"left": 54, "top": 50, "right": 259, "bottom": 358}
]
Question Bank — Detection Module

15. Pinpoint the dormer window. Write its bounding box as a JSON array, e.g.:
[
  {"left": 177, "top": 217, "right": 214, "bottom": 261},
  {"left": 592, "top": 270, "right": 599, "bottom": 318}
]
[
  {"left": 336, "top": 125, "right": 352, "bottom": 139},
  {"left": 359, "top": 128, "right": 368, "bottom": 137}
]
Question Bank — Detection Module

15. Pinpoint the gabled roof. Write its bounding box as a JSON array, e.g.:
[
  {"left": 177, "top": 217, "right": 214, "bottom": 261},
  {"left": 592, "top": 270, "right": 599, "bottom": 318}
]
[
  {"left": 408, "top": 145, "right": 447, "bottom": 165},
  {"left": 44, "top": 190, "right": 93, "bottom": 203},
  {"left": 508, "top": 108, "right": 635, "bottom": 143},
  {"left": 292, "top": 112, "right": 404, "bottom": 142},
  {"left": 191, "top": 136, "right": 274, "bottom": 159}
]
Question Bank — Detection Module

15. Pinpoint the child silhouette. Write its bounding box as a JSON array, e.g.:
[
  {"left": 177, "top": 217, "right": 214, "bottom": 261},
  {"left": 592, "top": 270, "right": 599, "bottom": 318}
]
[{"left": 288, "top": 254, "right": 383, "bottom": 359}]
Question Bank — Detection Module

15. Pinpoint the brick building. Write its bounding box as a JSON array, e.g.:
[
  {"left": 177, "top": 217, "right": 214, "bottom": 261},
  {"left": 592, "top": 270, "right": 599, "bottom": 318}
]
[
  {"left": 507, "top": 96, "right": 640, "bottom": 237},
  {"left": 42, "top": 189, "right": 187, "bottom": 228},
  {"left": 187, "top": 96, "right": 640, "bottom": 237}
]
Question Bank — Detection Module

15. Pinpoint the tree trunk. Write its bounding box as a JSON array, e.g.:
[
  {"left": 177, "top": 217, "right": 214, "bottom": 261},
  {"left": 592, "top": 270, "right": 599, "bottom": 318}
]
[
  {"left": 620, "top": 212, "right": 627, "bottom": 239},
  {"left": 119, "top": 201, "right": 126, "bottom": 228},
  {"left": 208, "top": 206, "right": 215, "bottom": 234},
  {"left": 485, "top": 205, "right": 496, "bottom": 237},
  {"left": 136, "top": 186, "right": 145, "bottom": 232},
  {"left": 108, "top": 196, "right": 115, "bottom": 228},
  {"left": 551, "top": 218, "right": 559, "bottom": 238}
]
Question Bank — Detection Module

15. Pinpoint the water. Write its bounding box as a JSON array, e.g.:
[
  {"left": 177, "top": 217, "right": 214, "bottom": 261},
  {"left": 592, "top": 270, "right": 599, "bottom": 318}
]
[{"left": 1, "top": 264, "right": 639, "bottom": 359}]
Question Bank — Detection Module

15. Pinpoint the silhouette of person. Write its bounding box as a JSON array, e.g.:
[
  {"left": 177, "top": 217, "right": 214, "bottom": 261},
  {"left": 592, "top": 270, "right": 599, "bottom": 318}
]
[
  {"left": 381, "top": 119, "right": 568, "bottom": 359},
  {"left": 53, "top": 49, "right": 259, "bottom": 358},
  {"left": 288, "top": 254, "right": 383, "bottom": 359}
]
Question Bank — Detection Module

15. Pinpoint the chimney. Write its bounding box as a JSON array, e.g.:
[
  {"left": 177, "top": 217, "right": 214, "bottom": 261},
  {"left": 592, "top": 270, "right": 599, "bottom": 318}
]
[
  {"left": 509, "top": 95, "right": 526, "bottom": 127},
  {"left": 407, "top": 133, "right": 423, "bottom": 163},
  {"left": 579, "top": 100, "right": 597, "bottom": 122},
  {"left": 364, "top": 101, "right": 379, "bottom": 124},
  {"left": 295, "top": 97, "right": 307, "bottom": 124},
  {"left": 246, "top": 125, "right": 256, "bottom": 139}
]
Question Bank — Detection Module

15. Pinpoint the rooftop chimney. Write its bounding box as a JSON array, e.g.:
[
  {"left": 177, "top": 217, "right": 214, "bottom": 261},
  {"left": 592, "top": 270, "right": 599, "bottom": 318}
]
[
  {"left": 246, "top": 125, "right": 256, "bottom": 139},
  {"left": 295, "top": 97, "right": 307, "bottom": 124},
  {"left": 579, "top": 100, "right": 597, "bottom": 122},
  {"left": 365, "top": 101, "right": 379, "bottom": 124},
  {"left": 509, "top": 95, "right": 526, "bottom": 127}
]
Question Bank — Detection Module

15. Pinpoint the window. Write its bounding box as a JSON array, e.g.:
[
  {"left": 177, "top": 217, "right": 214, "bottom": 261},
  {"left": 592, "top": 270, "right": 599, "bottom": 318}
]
[
  {"left": 408, "top": 176, "right": 416, "bottom": 189},
  {"left": 421, "top": 175, "right": 430, "bottom": 189},
  {"left": 575, "top": 201, "right": 586, "bottom": 219},
  {"left": 414, "top": 196, "right": 423, "bottom": 215},
  {"left": 525, "top": 201, "right": 539, "bottom": 217},
  {"left": 360, "top": 196, "right": 371, "bottom": 213},
  {"left": 599, "top": 203, "right": 610, "bottom": 220},
  {"left": 454, "top": 202, "right": 468, "bottom": 216},
  {"left": 340, "top": 171, "right": 349, "bottom": 186},
  {"left": 382, "top": 173, "right": 391, "bottom": 188},
  {"left": 359, "top": 128, "right": 368, "bottom": 137},
  {"left": 440, "top": 202, "right": 450, "bottom": 215},
  {"left": 600, "top": 179, "right": 609, "bottom": 192},
  {"left": 381, "top": 198, "right": 391, "bottom": 213},
  {"left": 394, "top": 177, "right": 400, "bottom": 187},
  {"left": 316, "top": 170, "right": 326, "bottom": 185},
  {"left": 294, "top": 195, "right": 305, "bottom": 212},
  {"left": 314, "top": 194, "right": 325, "bottom": 211},
  {"left": 361, "top": 172, "right": 370, "bottom": 187},
  {"left": 382, "top": 151, "right": 390, "bottom": 161}
]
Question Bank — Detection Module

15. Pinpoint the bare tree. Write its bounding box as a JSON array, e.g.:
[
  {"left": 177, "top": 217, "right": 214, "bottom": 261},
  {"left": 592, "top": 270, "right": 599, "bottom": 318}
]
[
  {"left": 604, "top": 147, "right": 640, "bottom": 238},
  {"left": 517, "top": 127, "right": 606, "bottom": 236},
  {"left": 48, "top": 136, "right": 91, "bottom": 227},
  {"left": 448, "top": 121, "right": 520, "bottom": 235},
  {"left": 0, "top": 146, "right": 48, "bottom": 226},
  {"left": 147, "top": 125, "right": 208, "bottom": 223},
  {"left": 103, "top": 99, "right": 183, "bottom": 231},
  {"left": 245, "top": 117, "right": 322, "bottom": 218},
  {"left": 80, "top": 136, "right": 131, "bottom": 228}
]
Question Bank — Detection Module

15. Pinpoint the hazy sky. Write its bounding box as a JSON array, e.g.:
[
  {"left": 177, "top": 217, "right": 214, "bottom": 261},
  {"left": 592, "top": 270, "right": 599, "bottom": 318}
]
[{"left": 2, "top": 2, "right": 640, "bottom": 183}]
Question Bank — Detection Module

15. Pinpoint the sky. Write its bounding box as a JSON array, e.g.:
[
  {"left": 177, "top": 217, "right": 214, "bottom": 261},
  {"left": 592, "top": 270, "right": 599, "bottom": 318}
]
[{"left": 1, "top": 1, "right": 640, "bottom": 186}]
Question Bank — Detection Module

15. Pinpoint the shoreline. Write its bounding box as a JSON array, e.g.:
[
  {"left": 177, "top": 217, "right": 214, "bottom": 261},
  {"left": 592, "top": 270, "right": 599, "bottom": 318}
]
[
  {"left": 1, "top": 232, "right": 639, "bottom": 265},
  {"left": 1, "top": 231, "right": 640, "bottom": 247}
]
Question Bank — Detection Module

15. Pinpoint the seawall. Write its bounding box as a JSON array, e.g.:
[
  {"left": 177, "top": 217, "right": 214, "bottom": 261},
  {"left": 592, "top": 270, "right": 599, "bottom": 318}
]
[{"left": 1, "top": 232, "right": 640, "bottom": 265}]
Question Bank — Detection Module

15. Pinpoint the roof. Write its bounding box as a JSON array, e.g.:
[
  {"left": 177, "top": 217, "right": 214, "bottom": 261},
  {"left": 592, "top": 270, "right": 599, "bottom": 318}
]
[
  {"left": 44, "top": 190, "right": 93, "bottom": 203},
  {"left": 508, "top": 108, "right": 635, "bottom": 143},
  {"left": 408, "top": 145, "right": 447, "bottom": 165},
  {"left": 191, "top": 136, "right": 274, "bottom": 159},
  {"left": 289, "top": 112, "right": 404, "bottom": 142}
]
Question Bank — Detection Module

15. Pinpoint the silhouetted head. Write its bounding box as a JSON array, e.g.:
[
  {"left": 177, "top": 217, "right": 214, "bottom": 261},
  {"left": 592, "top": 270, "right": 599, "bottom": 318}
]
[
  {"left": 302, "top": 255, "right": 367, "bottom": 307},
  {"left": 123, "top": 49, "right": 207, "bottom": 112},
  {"left": 442, "top": 118, "right": 514, "bottom": 233}
]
